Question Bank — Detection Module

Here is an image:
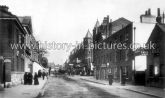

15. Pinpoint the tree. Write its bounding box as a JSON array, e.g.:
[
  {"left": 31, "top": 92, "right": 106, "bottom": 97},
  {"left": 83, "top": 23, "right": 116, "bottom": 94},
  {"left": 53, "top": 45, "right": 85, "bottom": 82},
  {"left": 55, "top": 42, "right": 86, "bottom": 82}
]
[
  {"left": 41, "top": 57, "right": 48, "bottom": 68},
  {"left": 38, "top": 48, "right": 48, "bottom": 65}
]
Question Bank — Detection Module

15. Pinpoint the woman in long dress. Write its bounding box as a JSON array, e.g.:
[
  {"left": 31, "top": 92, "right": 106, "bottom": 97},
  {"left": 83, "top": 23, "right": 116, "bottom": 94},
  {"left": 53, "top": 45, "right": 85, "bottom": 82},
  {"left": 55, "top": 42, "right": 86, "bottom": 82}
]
[{"left": 34, "top": 72, "right": 39, "bottom": 85}]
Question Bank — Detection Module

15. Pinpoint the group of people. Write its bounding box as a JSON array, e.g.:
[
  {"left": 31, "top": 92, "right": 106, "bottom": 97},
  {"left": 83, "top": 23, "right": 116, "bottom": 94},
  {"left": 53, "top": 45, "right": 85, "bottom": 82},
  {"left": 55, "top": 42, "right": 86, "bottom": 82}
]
[
  {"left": 24, "top": 69, "right": 49, "bottom": 85},
  {"left": 38, "top": 69, "right": 48, "bottom": 80},
  {"left": 23, "top": 72, "right": 39, "bottom": 85}
]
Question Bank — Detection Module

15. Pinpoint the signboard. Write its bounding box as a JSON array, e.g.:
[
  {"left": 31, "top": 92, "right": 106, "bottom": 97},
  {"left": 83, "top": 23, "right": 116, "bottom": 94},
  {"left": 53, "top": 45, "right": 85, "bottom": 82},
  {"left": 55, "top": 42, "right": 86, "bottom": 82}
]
[{"left": 101, "top": 64, "right": 106, "bottom": 67}]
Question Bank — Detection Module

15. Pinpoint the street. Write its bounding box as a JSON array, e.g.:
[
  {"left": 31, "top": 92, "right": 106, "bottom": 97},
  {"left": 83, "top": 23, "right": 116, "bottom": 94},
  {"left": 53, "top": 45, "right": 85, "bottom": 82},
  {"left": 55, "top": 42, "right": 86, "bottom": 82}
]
[{"left": 37, "top": 75, "right": 156, "bottom": 98}]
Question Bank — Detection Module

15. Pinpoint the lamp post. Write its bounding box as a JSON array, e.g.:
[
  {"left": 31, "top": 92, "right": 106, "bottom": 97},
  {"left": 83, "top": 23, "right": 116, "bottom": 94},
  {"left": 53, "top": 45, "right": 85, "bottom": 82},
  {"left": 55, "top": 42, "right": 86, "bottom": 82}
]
[{"left": 133, "top": 27, "right": 136, "bottom": 84}]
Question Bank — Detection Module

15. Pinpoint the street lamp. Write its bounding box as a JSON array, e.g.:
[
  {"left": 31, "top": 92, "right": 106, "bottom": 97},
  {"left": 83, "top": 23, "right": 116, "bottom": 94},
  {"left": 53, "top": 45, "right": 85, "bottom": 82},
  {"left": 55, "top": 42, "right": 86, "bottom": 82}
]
[{"left": 133, "top": 27, "right": 136, "bottom": 84}]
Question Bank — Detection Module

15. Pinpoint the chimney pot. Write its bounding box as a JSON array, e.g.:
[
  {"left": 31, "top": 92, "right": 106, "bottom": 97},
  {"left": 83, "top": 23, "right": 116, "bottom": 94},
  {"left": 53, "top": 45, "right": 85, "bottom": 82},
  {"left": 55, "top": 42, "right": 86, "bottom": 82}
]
[
  {"left": 163, "top": 12, "right": 165, "bottom": 24},
  {"left": 0, "top": 5, "right": 9, "bottom": 12},
  {"left": 145, "top": 11, "right": 148, "bottom": 15},
  {"left": 148, "top": 8, "right": 151, "bottom": 15},
  {"left": 157, "top": 8, "right": 160, "bottom": 16}
]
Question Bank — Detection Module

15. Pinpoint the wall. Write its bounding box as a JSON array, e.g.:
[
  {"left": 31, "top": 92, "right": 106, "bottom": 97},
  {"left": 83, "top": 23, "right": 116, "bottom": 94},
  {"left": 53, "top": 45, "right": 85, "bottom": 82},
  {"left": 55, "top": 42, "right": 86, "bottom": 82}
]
[
  {"left": 32, "top": 62, "right": 43, "bottom": 75},
  {"left": 11, "top": 72, "right": 24, "bottom": 86}
]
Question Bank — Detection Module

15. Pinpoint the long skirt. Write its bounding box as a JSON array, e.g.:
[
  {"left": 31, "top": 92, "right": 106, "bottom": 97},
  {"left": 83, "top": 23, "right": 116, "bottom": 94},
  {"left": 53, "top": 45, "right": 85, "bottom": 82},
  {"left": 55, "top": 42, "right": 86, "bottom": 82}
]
[{"left": 34, "top": 79, "right": 39, "bottom": 85}]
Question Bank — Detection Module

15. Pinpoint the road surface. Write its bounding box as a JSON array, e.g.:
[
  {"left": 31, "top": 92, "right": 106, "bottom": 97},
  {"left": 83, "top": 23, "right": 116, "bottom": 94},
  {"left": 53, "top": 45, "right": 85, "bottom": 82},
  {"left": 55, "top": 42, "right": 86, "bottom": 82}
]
[{"left": 37, "top": 75, "right": 156, "bottom": 98}]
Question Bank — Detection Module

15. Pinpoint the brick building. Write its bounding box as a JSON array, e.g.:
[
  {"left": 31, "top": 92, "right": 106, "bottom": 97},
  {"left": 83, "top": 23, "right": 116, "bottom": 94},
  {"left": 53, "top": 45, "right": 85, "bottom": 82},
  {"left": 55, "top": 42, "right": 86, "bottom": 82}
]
[
  {"left": 93, "top": 16, "right": 133, "bottom": 83},
  {"left": 146, "top": 10, "right": 165, "bottom": 88},
  {"left": 68, "top": 30, "right": 93, "bottom": 76},
  {"left": 0, "top": 6, "right": 26, "bottom": 85},
  {"left": 0, "top": 6, "right": 40, "bottom": 86}
]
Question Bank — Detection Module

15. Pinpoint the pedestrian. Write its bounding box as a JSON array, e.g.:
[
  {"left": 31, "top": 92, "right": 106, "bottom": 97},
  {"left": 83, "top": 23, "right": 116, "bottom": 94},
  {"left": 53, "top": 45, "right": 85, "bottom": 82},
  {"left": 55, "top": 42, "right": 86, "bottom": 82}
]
[
  {"left": 23, "top": 72, "right": 28, "bottom": 85},
  {"left": 49, "top": 67, "right": 51, "bottom": 76},
  {"left": 108, "top": 72, "right": 113, "bottom": 85},
  {"left": 46, "top": 72, "right": 48, "bottom": 79},
  {"left": 42, "top": 71, "right": 45, "bottom": 80},
  {"left": 34, "top": 72, "right": 39, "bottom": 85},
  {"left": 121, "top": 73, "right": 126, "bottom": 86},
  {"left": 38, "top": 70, "right": 42, "bottom": 77},
  {"left": 26, "top": 72, "right": 30, "bottom": 84},
  {"left": 28, "top": 72, "right": 33, "bottom": 85}
]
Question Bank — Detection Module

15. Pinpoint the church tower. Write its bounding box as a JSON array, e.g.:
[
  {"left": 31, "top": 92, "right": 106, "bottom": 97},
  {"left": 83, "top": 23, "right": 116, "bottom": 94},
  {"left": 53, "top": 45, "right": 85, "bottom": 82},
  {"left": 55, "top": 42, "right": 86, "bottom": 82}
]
[{"left": 83, "top": 30, "right": 93, "bottom": 75}]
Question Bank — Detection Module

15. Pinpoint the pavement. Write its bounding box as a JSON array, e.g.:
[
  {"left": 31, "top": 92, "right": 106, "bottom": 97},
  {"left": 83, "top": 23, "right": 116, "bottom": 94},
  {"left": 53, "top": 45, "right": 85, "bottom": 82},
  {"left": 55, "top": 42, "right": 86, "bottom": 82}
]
[
  {"left": 0, "top": 77, "right": 48, "bottom": 98},
  {"left": 71, "top": 75, "right": 165, "bottom": 98}
]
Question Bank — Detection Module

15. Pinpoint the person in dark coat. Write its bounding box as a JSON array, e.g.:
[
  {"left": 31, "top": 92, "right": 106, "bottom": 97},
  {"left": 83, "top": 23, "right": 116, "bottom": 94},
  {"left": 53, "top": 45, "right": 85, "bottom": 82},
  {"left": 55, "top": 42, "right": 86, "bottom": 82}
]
[
  {"left": 42, "top": 71, "right": 46, "bottom": 80},
  {"left": 121, "top": 73, "right": 126, "bottom": 86},
  {"left": 28, "top": 72, "right": 33, "bottom": 85},
  {"left": 24, "top": 72, "right": 28, "bottom": 85},
  {"left": 108, "top": 72, "right": 113, "bottom": 85},
  {"left": 38, "top": 70, "right": 42, "bottom": 77},
  {"left": 49, "top": 67, "right": 51, "bottom": 76},
  {"left": 34, "top": 72, "right": 39, "bottom": 85}
]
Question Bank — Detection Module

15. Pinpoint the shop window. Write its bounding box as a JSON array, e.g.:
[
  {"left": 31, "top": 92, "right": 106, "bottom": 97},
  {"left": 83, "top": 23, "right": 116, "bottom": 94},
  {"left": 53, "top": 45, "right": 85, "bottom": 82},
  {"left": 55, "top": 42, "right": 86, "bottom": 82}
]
[{"left": 154, "top": 66, "right": 159, "bottom": 76}]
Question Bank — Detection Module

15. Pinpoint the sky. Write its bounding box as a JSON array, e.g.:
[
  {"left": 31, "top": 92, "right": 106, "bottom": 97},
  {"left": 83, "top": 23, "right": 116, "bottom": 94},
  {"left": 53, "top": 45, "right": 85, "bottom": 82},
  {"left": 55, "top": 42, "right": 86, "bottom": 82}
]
[{"left": 1, "top": 0, "right": 165, "bottom": 65}]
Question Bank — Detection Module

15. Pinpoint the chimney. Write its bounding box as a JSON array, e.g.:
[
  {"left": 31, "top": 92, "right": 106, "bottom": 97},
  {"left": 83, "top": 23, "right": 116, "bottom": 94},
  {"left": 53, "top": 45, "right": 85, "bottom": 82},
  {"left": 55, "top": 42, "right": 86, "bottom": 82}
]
[
  {"left": 145, "top": 11, "right": 148, "bottom": 15},
  {"left": 107, "top": 15, "right": 109, "bottom": 23},
  {"left": 109, "top": 19, "right": 112, "bottom": 36},
  {"left": 0, "top": 5, "right": 9, "bottom": 12},
  {"left": 163, "top": 12, "right": 165, "bottom": 24},
  {"left": 157, "top": 8, "right": 160, "bottom": 16},
  {"left": 106, "top": 15, "right": 110, "bottom": 38},
  {"left": 156, "top": 8, "right": 162, "bottom": 24},
  {"left": 148, "top": 8, "right": 151, "bottom": 15}
]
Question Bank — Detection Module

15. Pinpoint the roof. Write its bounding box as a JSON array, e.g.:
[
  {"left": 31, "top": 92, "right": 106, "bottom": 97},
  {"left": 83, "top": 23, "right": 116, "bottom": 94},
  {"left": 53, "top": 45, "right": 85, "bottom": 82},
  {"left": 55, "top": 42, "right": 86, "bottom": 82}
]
[
  {"left": 157, "top": 24, "right": 165, "bottom": 32},
  {"left": 147, "top": 23, "right": 165, "bottom": 43},
  {"left": 18, "top": 16, "right": 31, "bottom": 25},
  {"left": 85, "top": 29, "right": 92, "bottom": 38},
  {"left": 111, "top": 17, "right": 132, "bottom": 34},
  {"left": 133, "top": 22, "right": 155, "bottom": 45},
  {"left": 18, "top": 16, "right": 33, "bottom": 33},
  {"left": 94, "top": 19, "right": 100, "bottom": 28}
]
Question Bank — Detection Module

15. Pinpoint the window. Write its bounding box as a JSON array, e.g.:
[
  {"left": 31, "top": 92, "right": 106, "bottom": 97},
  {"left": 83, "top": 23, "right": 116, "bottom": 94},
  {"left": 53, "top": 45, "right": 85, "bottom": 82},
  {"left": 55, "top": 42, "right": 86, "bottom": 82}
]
[
  {"left": 119, "top": 50, "right": 122, "bottom": 61},
  {"left": 114, "top": 67, "right": 118, "bottom": 78},
  {"left": 125, "top": 50, "right": 129, "bottom": 61},
  {"left": 18, "top": 35, "right": 21, "bottom": 44},
  {"left": 154, "top": 66, "right": 159, "bottom": 75},
  {"left": 125, "top": 32, "right": 129, "bottom": 41}
]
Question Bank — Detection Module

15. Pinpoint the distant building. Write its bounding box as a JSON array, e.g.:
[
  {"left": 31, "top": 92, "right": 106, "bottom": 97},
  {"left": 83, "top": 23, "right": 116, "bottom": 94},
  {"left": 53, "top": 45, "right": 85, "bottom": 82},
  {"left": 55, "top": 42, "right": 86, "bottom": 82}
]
[
  {"left": 140, "top": 8, "right": 165, "bottom": 24},
  {"left": 83, "top": 30, "right": 93, "bottom": 75},
  {"left": 67, "top": 30, "right": 93, "bottom": 76}
]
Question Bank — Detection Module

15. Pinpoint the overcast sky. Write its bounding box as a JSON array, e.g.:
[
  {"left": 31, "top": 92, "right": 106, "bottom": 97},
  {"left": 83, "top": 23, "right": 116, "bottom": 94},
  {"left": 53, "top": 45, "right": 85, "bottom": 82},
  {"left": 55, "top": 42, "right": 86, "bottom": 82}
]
[{"left": 1, "top": 0, "right": 165, "bottom": 65}]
